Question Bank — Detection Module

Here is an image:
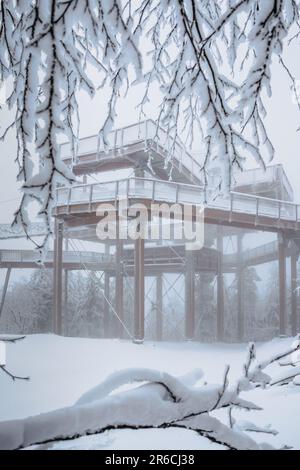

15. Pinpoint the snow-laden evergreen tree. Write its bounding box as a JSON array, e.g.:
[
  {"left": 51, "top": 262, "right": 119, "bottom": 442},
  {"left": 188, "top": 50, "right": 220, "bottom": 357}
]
[
  {"left": 78, "top": 271, "right": 105, "bottom": 337},
  {"left": 0, "top": 0, "right": 299, "bottom": 249}
]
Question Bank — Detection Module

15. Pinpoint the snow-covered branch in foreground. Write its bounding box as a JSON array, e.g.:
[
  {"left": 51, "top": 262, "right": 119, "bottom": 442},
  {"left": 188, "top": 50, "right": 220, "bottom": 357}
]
[
  {"left": 0, "top": 337, "right": 299, "bottom": 450},
  {"left": 0, "top": 336, "right": 29, "bottom": 382},
  {"left": 1, "top": 1, "right": 300, "bottom": 251}
]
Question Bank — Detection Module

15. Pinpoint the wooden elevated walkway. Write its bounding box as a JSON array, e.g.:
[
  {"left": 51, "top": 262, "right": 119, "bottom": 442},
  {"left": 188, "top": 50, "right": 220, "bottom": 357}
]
[
  {"left": 0, "top": 240, "right": 296, "bottom": 272},
  {"left": 54, "top": 177, "right": 300, "bottom": 235}
]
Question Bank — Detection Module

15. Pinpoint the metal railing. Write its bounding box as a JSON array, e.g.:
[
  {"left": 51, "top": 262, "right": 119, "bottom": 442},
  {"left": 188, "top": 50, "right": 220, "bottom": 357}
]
[
  {"left": 223, "top": 240, "right": 279, "bottom": 266},
  {"left": 0, "top": 250, "right": 113, "bottom": 265},
  {"left": 232, "top": 165, "right": 294, "bottom": 201},
  {"left": 60, "top": 119, "right": 202, "bottom": 181},
  {"left": 55, "top": 177, "right": 300, "bottom": 224}
]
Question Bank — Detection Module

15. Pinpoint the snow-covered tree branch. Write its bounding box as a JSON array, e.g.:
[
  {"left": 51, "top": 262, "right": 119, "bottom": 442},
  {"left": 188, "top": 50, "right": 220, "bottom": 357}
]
[
  {"left": 0, "top": 0, "right": 299, "bottom": 249},
  {"left": 0, "top": 337, "right": 299, "bottom": 450}
]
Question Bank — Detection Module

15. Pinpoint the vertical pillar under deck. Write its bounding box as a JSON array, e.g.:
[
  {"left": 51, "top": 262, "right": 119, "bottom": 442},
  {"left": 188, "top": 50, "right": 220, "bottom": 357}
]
[
  {"left": 104, "top": 272, "right": 110, "bottom": 337},
  {"left": 237, "top": 233, "right": 244, "bottom": 342},
  {"left": 185, "top": 250, "right": 195, "bottom": 340},
  {"left": 134, "top": 238, "right": 145, "bottom": 343},
  {"left": 291, "top": 250, "right": 299, "bottom": 336},
  {"left": 53, "top": 219, "right": 63, "bottom": 335},
  {"left": 115, "top": 238, "right": 124, "bottom": 338},
  {"left": 156, "top": 274, "right": 163, "bottom": 341},
  {"left": 278, "top": 233, "right": 287, "bottom": 336},
  {"left": 217, "top": 226, "right": 224, "bottom": 341}
]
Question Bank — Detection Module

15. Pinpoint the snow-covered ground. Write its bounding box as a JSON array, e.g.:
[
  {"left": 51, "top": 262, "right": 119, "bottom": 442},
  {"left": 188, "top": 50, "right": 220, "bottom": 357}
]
[{"left": 0, "top": 334, "right": 299, "bottom": 450}]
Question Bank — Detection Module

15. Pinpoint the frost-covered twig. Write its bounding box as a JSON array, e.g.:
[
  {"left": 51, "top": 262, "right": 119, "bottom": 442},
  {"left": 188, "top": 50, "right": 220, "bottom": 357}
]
[
  {"left": 0, "top": 365, "right": 29, "bottom": 382},
  {"left": 0, "top": 335, "right": 29, "bottom": 381},
  {"left": 0, "top": 336, "right": 25, "bottom": 343}
]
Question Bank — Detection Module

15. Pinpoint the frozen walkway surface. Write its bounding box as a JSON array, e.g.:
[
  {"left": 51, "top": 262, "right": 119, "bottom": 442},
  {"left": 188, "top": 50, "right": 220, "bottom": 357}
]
[{"left": 0, "top": 335, "right": 299, "bottom": 450}]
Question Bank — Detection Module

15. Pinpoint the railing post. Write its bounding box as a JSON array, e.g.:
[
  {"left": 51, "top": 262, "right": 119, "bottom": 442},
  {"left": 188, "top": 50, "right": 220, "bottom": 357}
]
[
  {"left": 113, "top": 130, "right": 117, "bottom": 155},
  {"left": 126, "top": 178, "right": 130, "bottom": 199},
  {"left": 115, "top": 180, "right": 119, "bottom": 202},
  {"left": 176, "top": 184, "right": 180, "bottom": 204},
  {"left": 67, "top": 188, "right": 71, "bottom": 214},
  {"left": 152, "top": 180, "right": 156, "bottom": 202},
  {"left": 229, "top": 193, "right": 233, "bottom": 222},
  {"left": 278, "top": 201, "right": 281, "bottom": 221},
  {"left": 255, "top": 198, "right": 259, "bottom": 226},
  {"left": 89, "top": 184, "right": 93, "bottom": 212}
]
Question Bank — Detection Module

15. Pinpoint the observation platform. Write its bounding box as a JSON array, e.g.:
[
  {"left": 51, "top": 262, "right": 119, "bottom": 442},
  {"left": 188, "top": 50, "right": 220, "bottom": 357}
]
[
  {"left": 54, "top": 177, "right": 300, "bottom": 235},
  {"left": 1, "top": 120, "right": 300, "bottom": 343},
  {"left": 60, "top": 120, "right": 202, "bottom": 185}
]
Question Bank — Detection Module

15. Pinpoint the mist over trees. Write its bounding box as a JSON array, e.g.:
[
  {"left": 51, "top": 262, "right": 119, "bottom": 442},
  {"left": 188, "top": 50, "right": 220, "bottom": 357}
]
[{"left": 0, "top": 269, "right": 105, "bottom": 337}]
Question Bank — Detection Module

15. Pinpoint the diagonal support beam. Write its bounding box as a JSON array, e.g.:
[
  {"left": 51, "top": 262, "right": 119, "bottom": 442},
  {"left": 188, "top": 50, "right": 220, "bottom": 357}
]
[{"left": 0, "top": 268, "right": 11, "bottom": 319}]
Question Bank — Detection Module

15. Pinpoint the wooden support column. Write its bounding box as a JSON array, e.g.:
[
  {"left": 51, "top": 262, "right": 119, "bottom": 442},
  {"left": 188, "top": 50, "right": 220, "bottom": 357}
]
[
  {"left": 237, "top": 233, "right": 244, "bottom": 342},
  {"left": 53, "top": 219, "right": 63, "bottom": 335},
  {"left": 156, "top": 274, "right": 163, "bottom": 341},
  {"left": 291, "top": 250, "right": 299, "bottom": 336},
  {"left": 64, "top": 270, "right": 68, "bottom": 335},
  {"left": 115, "top": 238, "right": 124, "bottom": 338},
  {"left": 0, "top": 267, "right": 11, "bottom": 319},
  {"left": 63, "top": 238, "right": 68, "bottom": 334},
  {"left": 134, "top": 237, "right": 145, "bottom": 343},
  {"left": 185, "top": 250, "right": 195, "bottom": 340},
  {"left": 104, "top": 272, "right": 110, "bottom": 337},
  {"left": 217, "top": 226, "right": 224, "bottom": 341},
  {"left": 278, "top": 233, "right": 287, "bottom": 336}
]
